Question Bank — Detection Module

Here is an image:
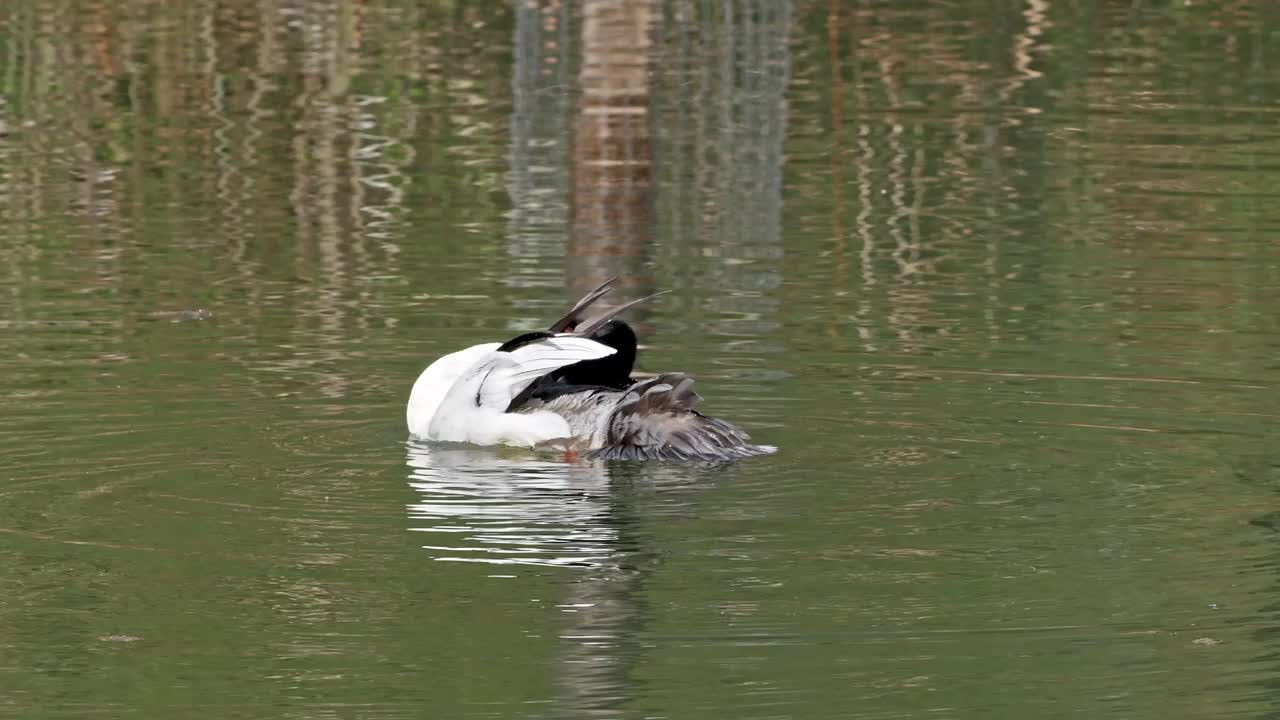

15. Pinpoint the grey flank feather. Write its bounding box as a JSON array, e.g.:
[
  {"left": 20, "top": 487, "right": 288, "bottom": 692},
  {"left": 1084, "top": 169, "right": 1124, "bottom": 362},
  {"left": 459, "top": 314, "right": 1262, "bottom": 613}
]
[{"left": 586, "top": 373, "right": 777, "bottom": 461}]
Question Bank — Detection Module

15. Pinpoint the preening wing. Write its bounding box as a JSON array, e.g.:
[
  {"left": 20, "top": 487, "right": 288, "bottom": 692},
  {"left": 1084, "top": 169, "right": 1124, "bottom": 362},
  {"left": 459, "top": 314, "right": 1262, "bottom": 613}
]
[
  {"left": 478, "top": 336, "right": 617, "bottom": 409},
  {"left": 589, "top": 374, "right": 777, "bottom": 461}
]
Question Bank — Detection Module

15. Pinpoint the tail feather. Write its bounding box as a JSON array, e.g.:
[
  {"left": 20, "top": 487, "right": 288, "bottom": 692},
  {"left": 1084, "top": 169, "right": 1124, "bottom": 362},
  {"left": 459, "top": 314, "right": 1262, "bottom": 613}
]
[
  {"left": 547, "top": 277, "right": 616, "bottom": 333},
  {"left": 588, "top": 374, "right": 776, "bottom": 461},
  {"left": 573, "top": 291, "right": 670, "bottom": 337},
  {"left": 544, "top": 275, "right": 668, "bottom": 337}
]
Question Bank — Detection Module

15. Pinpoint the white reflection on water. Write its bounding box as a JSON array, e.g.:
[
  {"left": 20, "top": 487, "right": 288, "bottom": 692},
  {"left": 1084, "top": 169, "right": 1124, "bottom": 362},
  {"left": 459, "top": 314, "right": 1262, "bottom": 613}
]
[
  {"left": 406, "top": 438, "right": 730, "bottom": 714},
  {"left": 405, "top": 440, "right": 620, "bottom": 568}
]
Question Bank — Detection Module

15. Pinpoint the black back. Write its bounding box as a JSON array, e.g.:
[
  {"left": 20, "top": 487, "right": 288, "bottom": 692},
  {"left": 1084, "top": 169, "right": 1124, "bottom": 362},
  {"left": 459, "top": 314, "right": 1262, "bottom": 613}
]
[
  {"left": 495, "top": 331, "right": 553, "bottom": 353},
  {"left": 551, "top": 320, "right": 636, "bottom": 389},
  {"left": 504, "top": 320, "right": 639, "bottom": 411}
]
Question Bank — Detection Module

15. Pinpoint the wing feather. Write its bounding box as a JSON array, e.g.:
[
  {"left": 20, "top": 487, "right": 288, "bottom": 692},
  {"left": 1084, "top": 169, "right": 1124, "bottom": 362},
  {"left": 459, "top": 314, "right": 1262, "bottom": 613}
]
[
  {"left": 476, "top": 335, "right": 617, "bottom": 409},
  {"left": 588, "top": 373, "right": 777, "bottom": 461},
  {"left": 505, "top": 336, "right": 616, "bottom": 389}
]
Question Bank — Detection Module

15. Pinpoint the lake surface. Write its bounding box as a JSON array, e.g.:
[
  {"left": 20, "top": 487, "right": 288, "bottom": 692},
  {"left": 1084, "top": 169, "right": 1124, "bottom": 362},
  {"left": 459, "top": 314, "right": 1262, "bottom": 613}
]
[{"left": 3, "top": 1, "right": 1280, "bottom": 718}]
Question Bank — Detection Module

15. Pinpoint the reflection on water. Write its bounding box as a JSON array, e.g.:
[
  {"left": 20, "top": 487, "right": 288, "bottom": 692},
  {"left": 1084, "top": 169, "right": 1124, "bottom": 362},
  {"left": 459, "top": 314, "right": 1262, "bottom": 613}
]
[
  {"left": 5, "top": 0, "right": 1280, "bottom": 718},
  {"left": 405, "top": 440, "right": 740, "bottom": 716},
  {"left": 403, "top": 442, "right": 724, "bottom": 570},
  {"left": 653, "top": 0, "right": 790, "bottom": 344},
  {"left": 508, "top": 0, "right": 578, "bottom": 274},
  {"left": 405, "top": 441, "right": 619, "bottom": 568}
]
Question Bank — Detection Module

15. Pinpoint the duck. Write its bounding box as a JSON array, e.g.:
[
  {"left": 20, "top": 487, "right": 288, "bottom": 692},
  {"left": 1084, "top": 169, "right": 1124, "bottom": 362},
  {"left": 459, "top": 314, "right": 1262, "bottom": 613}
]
[{"left": 406, "top": 278, "right": 776, "bottom": 461}]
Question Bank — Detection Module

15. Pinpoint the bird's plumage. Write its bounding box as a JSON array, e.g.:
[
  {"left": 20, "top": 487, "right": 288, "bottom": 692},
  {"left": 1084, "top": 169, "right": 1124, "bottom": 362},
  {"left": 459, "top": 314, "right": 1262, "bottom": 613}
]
[
  {"left": 407, "top": 335, "right": 616, "bottom": 447},
  {"left": 406, "top": 278, "right": 776, "bottom": 460}
]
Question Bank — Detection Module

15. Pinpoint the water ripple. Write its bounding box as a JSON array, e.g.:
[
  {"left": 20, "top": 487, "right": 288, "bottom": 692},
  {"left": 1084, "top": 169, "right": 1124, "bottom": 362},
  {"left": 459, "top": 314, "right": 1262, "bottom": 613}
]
[{"left": 405, "top": 442, "right": 620, "bottom": 569}]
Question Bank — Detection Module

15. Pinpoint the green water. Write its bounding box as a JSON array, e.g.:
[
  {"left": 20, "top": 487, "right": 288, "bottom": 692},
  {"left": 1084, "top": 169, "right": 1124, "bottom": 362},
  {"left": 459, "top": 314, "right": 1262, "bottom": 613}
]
[{"left": 3, "top": 1, "right": 1280, "bottom": 718}]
